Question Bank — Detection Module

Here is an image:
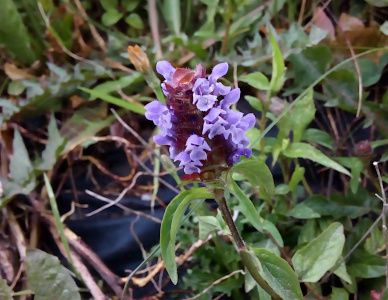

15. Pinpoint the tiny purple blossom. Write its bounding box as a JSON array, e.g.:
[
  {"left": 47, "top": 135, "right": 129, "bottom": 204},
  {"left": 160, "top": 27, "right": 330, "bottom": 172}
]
[
  {"left": 220, "top": 88, "right": 241, "bottom": 110},
  {"left": 228, "top": 148, "right": 252, "bottom": 165},
  {"left": 144, "top": 101, "right": 173, "bottom": 136},
  {"left": 192, "top": 78, "right": 217, "bottom": 111}
]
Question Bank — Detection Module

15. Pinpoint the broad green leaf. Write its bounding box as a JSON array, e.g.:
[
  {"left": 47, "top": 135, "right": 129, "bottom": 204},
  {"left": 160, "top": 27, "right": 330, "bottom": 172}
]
[
  {"left": 269, "top": 30, "right": 285, "bottom": 95},
  {"left": 289, "top": 46, "right": 332, "bottom": 89},
  {"left": 198, "top": 216, "right": 222, "bottom": 240},
  {"left": 302, "top": 128, "right": 334, "bottom": 150},
  {"left": 36, "top": 114, "right": 66, "bottom": 170},
  {"left": 227, "top": 177, "right": 263, "bottom": 232},
  {"left": 125, "top": 13, "right": 144, "bottom": 30},
  {"left": 348, "top": 250, "right": 386, "bottom": 278},
  {"left": 0, "top": 0, "right": 36, "bottom": 64},
  {"left": 160, "top": 188, "right": 213, "bottom": 284},
  {"left": 332, "top": 258, "right": 351, "bottom": 284},
  {"left": 252, "top": 248, "right": 303, "bottom": 300},
  {"left": 26, "top": 249, "right": 81, "bottom": 300},
  {"left": 283, "top": 143, "right": 351, "bottom": 176},
  {"left": 292, "top": 222, "right": 345, "bottom": 282},
  {"left": 287, "top": 203, "right": 321, "bottom": 219},
  {"left": 79, "top": 87, "right": 146, "bottom": 115},
  {"left": 240, "top": 72, "right": 270, "bottom": 90},
  {"left": 292, "top": 89, "right": 315, "bottom": 142},
  {"left": 330, "top": 287, "right": 349, "bottom": 300},
  {"left": 10, "top": 129, "right": 33, "bottom": 184},
  {"left": 0, "top": 279, "right": 12, "bottom": 300},
  {"left": 102, "top": 9, "right": 123, "bottom": 26},
  {"left": 230, "top": 159, "right": 275, "bottom": 196}
]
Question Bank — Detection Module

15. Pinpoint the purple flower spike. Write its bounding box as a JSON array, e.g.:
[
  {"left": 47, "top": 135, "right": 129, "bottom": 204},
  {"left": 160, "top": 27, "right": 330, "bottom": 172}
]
[{"left": 156, "top": 61, "right": 176, "bottom": 81}]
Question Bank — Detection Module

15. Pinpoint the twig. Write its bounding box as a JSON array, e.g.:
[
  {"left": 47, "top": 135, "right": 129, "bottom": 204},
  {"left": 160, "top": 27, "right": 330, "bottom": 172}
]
[
  {"left": 373, "top": 161, "right": 388, "bottom": 287},
  {"left": 65, "top": 228, "right": 123, "bottom": 298},
  {"left": 148, "top": 0, "right": 162, "bottom": 59},
  {"left": 185, "top": 270, "right": 245, "bottom": 300}
]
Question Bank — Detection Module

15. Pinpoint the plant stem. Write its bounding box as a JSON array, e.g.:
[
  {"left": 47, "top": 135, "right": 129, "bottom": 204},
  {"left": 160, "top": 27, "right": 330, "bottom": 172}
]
[{"left": 213, "top": 189, "right": 282, "bottom": 300}]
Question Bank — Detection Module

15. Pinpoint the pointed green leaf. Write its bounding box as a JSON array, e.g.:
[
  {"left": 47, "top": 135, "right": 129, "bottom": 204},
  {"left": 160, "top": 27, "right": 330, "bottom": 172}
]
[
  {"left": 292, "top": 88, "right": 315, "bottom": 142},
  {"left": 0, "top": 279, "right": 12, "bottom": 300},
  {"left": 230, "top": 159, "right": 275, "bottom": 196},
  {"left": 240, "top": 72, "right": 270, "bottom": 90},
  {"left": 283, "top": 143, "right": 351, "bottom": 176},
  {"left": 26, "top": 249, "right": 81, "bottom": 300},
  {"left": 10, "top": 129, "right": 33, "bottom": 184},
  {"left": 36, "top": 114, "right": 66, "bottom": 170},
  {"left": 292, "top": 222, "right": 345, "bottom": 282},
  {"left": 79, "top": 87, "right": 146, "bottom": 115},
  {"left": 160, "top": 188, "right": 213, "bottom": 284},
  {"left": 0, "top": 0, "right": 36, "bottom": 64},
  {"left": 227, "top": 177, "right": 263, "bottom": 232},
  {"left": 269, "top": 30, "right": 285, "bottom": 95},
  {"left": 252, "top": 248, "right": 303, "bottom": 300}
]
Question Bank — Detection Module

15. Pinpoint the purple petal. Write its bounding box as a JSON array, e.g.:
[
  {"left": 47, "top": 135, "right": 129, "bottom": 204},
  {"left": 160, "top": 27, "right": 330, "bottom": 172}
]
[
  {"left": 209, "top": 62, "right": 228, "bottom": 83},
  {"left": 190, "top": 148, "right": 207, "bottom": 161},
  {"left": 169, "top": 146, "right": 178, "bottom": 159},
  {"left": 145, "top": 101, "right": 168, "bottom": 113},
  {"left": 204, "top": 108, "right": 226, "bottom": 123},
  {"left": 154, "top": 134, "right": 175, "bottom": 146},
  {"left": 230, "top": 126, "right": 245, "bottom": 144},
  {"left": 156, "top": 61, "right": 176, "bottom": 81},
  {"left": 203, "top": 120, "right": 226, "bottom": 139},
  {"left": 174, "top": 150, "right": 191, "bottom": 162},
  {"left": 221, "top": 88, "right": 241, "bottom": 109},
  {"left": 224, "top": 111, "right": 243, "bottom": 125},
  {"left": 227, "top": 148, "right": 252, "bottom": 164},
  {"left": 186, "top": 134, "right": 203, "bottom": 147},
  {"left": 213, "top": 82, "right": 231, "bottom": 96},
  {"left": 196, "top": 94, "right": 217, "bottom": 111},
  {"left": 184, "top": 163, "right": 201, "bottom": 174},
  {"left": 237, "top": 113, "right": 256, "bottom": 131}
]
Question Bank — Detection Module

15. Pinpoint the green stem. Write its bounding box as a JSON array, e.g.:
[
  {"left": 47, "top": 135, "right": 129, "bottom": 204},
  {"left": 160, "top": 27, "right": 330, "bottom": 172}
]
[{"left": 213, "top": 189, "right": 282, "bottom": 300}]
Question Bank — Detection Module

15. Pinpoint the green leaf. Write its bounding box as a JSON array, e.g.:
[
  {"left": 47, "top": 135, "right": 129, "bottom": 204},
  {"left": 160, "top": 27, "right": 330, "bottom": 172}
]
[
  {"left": 163, "top": 0, "right": 181, "bottom": 36},
  {"left": 288, "top": 166, "right": 305, "bottom": 196},
  {"left": 332, "top": 258, "right": 352, "bottom": 284},
  {"left": 230, "top": 159, "right": 275, "bottom": 196},
  {"left": 100, "top": 0, "right": 117, "bottom": 10},
  {"left": 262, "top": 220, "right": 284, "bottom": 247},
  {"left": 26, "top": 249, "right": 81, "bottom": 300},
  {"left": 245, "top": 96, "right": 263, "bottom": 112},
  {"left": 283, "top": 143, "right": 351, "bottom": 176},
  {"left": 252, "top": 248, "right": 303, "bottom": 300},
  {"left": 292, "top": 222, "right": 345, "bottom": 282},
  {"left": 35, "top": 114, "right": 66, "bottom": 170},
  {"left": 334, "top": 157, "right": 364, "bottom": 193},
  {"left": 89, "top": 73, "right": 142, "bottom": 100},
  {"left": 227, "top": 177, "right": 263, "bottom": 233},
  {"left": 330, "top": 287, "right": 349, "bottom": 300},
  {"left": 348, "top": 250, "right": 386, "bottom": 278},
  {"left": 292, "top": 89, "right": 315, "bottom": 142},
  {"left": 102, "top": 9, "right": 123, "bottom": 26},
  {"left": 79, "top": 87, "right": 146, "bottom": 115},
  {"left": 240, "top": 73, "right": 270, "bottom": 90},
  {"left": 287, "top": 203, "right": 321, "bottom": 219},
  {"left": 10, "top": 129, "right": 33, "bottom": 184},
  {"left": 125, "top": 13, "right": 144, "bottom": 30},
  {"left": 160, "top": 188, "right": 213, "bottom": 284},
  {"left": 0, "top": 0, "right": 36, "bottom": 64},
  {"left": 0, "top": 279, "right": 12, "bottom": 300},
  {"left": 302, "top": 128, "right": 334, "bottom": 150},
  {"left": 198, "top": 216, "right": 222, "bottom": 240},
  {"left": 269, "top": 30, "right": 285, "bottom": 95}
]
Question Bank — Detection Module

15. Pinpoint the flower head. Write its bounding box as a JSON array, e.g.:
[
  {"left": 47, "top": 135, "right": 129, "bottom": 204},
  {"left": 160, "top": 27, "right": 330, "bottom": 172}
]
[{"left": 145, "top": 61, "right": 254, "bottom": 177}]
